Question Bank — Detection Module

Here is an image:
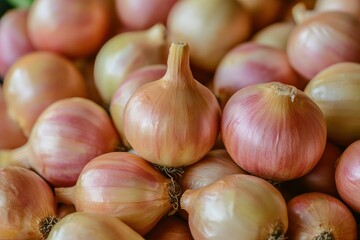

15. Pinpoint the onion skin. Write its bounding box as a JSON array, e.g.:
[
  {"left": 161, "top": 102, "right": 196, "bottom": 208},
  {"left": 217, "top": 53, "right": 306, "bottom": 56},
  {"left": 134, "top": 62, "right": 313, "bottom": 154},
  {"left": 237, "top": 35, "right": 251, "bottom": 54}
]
[
  {"left": 335, "top": 140, "right": 360, "bottom": 213},
  {"left": 28, "top": 0, "right": 110, "bottom": 58},
  {"left": 167, "top": 0, "right": 251, "bottom": 71},
  {"left": 0, "top": 97, "right": 120, "bottom": 187},
  {"left": 0, "top": 167, "right": 58, "bottom": 240},
  {"left": 287, "top": 192, "right": 357, "bottom": 239},
  {"left": 110, "top": 64, "right": 167, "bottom": 148},
  {"left": 123, "top": 42, "right": 221, "bottom": 167},
  {"left": 287, "top": 11, "right": 360, "bottom": 80},
  {"left": 0, "top": 8, "right": 34, "bottom": 77},
  {"left": 221, "top": 82, "right": 327, "bottom": 181},
  {"left": 94, "top": 24, "right": 166, "bottom": 105},
  {"left": 3, "top": 51, "right": 87, "bottom": 136},
  {"left": 145, "top": 216, "right": 193, "bottom": 240},
  {"left": 315, "top": 0, "right": 360, "bottom": 21},
  {"left": 55, "top": 152, "right": 176, "bottom": 235},
  {"left": 47, "top": 212, "right": 144, "bottom": 240},
  {"left": 115, "top": 0, "right": 178, "bottom": 31},
  {"left": 214, "top": 42, "right": 300, "bottom": 108},
  {"left": 181, "top": 174, "right": 288, "bottom": 240},
  {"left": 304, "top": 62, "right": 360, "bottom": 147}
]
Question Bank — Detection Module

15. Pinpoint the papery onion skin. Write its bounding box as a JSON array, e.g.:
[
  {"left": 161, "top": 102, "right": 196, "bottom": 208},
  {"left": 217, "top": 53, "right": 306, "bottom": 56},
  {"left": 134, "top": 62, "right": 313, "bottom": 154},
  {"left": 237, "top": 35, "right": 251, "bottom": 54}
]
[
  {"left": 335, "top": 140, "right": 360, "bottom": 213},
  {"left": 287, "top": 11, "right": 360, "bottom": 80},
  {"left": 0, "top": 8, "right": 34, "bottom": 77},
  {"left": 0, "top": 167, "right": 58, "bottom": 240},
  {"left": 110, "top": 64, "right": 167, "bottom": 148},
  {"left": 55, "top": 152, "right": 176, "bottom": 235},
  {"left": 94, "top": 24, "right": 166, "bottom": 105},
  {"left": 287, "top": 192, "right": 357, "bottom": 239},
  {"left": 304, "top": 62, "right": 360, "bottom": 147},
  {"left": 3, "top": 51, "right": 87, "bottom": 137},
  {"left": 221, "top": 82, "right": 327, "bottom": 181},
  {"left": 145, "top": 216, "right": 193, "bottom": 240},
  {"left": 181, "top": 174, "right": 288, "bottom": 240},
  {"left": 167, "top": 0, "right": 251, "bottom": 71},
  {"left": 123, "top": 42, "right": 221, "bottom": 167},
  {"left": 47, "top": 212, "right": 144, "bottom": 240},
  {"left": 214, "top": 42, "right": 300, "bottom": 108}
]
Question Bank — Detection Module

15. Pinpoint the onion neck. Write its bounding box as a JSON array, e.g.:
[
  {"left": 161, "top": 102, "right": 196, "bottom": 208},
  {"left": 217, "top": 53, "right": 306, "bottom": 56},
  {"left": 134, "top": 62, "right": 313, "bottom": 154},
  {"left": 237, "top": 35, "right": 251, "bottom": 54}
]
[
  {"left": 146, "top": 23, "right": 166, "bottom": 47},
  {"left": 164, "top": 42, "right": 196, "bottom": 88},
  {"left": 180, "top": 188, "right": 199, "bottom": 213},
  {"left": 270, "top": 82, "right": 297, "bottom": 102},
  {"left": 0, "top": 144, "right": 31, "bottom": 168},
  {"left": 55, "top": 187, "right": 76, "bottom": 205},
  {"left": 292, "top": 2, "right": 317, "bottom": 24}
]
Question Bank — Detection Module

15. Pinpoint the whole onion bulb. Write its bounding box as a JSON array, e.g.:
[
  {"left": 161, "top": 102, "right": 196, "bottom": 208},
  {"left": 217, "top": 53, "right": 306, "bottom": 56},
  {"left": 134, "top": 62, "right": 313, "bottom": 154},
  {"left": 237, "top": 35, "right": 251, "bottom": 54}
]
[
  {"left": 123, "top": 42, "right": 221, "bottom": 167},
  {"left": 287, "top": 10, "right": 360, "bottom": 80},
  {"left": 167, "top": 0, "right": 251, "bottom": 71},
  {"left": 221, "top": 82, "right": 327, "bottom": 181},
  {"left": 181, "top": 174, "right": 288, "bottom": 239}
]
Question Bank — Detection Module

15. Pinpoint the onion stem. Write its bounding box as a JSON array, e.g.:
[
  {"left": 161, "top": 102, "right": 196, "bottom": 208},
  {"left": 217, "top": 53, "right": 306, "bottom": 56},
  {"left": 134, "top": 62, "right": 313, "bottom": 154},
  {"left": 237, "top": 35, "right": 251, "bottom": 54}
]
[
  {"left": 153, "top": 164, "right": 184, "bottom": 179},
  {"left": 167, "top": 177, "right": 182, "bottom": 215},
  {"left": 0, "top": 144, "right": 30, "bottom": 168}
]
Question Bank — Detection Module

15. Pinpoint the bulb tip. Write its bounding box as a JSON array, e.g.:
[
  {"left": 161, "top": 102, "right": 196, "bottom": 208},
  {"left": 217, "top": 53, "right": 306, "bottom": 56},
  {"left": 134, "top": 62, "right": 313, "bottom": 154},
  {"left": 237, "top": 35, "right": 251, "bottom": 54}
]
[{"left": 270, "top": 82, "right": 297, "bottom": 102}]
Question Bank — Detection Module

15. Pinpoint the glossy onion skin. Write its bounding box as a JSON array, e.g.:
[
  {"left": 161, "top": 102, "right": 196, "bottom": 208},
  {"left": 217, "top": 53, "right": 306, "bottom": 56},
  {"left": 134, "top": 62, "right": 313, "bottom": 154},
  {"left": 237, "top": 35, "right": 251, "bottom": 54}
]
[
  {"left": 335, "top": 140, "right": 360, "bottom": 213},
  {"left": 287, "top": 192, "right": 357, "bottom": 239},
  {"left": 221, "top": 82, "right": 327, "bottom": 181},
  {"left": 181, "top": 174, "right": 288, "bottom": 240}
]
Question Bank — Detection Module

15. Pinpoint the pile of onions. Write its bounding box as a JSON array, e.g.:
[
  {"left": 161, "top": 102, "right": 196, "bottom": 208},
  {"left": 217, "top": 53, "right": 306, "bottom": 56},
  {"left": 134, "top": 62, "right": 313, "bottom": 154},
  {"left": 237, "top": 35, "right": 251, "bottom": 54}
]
[
  {"left": 0, "top": 167, "right": 58, "bottom": 239},
  {"left": 0, "top": 85, "right": 27, "bottom": 149},
  {"left": 115, "top": 0, "right": 178, "bottom": 31},
  {"left": 3, "top": 51, "right": 87, "bottom": 136},
  {"left": 335, "top": 140, "right": 360, "bottom": 213},
  {"left": 145, "top": 216, "right": 193, "bottom": 240},
  {"left": 287, "top": 8, "right": 360, "bottom": 80},
  {"left": 110, "top": 64, "right": 167, "bottom": 148},
  {"left": 47, "top": 212, "right": 144, "bottom": 240},
  {"left": 213, "top": 42, "right": 300, "bottom": 108},
  {"left": 221, "top": 82, "right": 327, "bottom": 181},
  {"left": 166, "top": 0, "right": 251, "bottom": 71},
  {"left": 94, "top": 23, "right": 166, "bottom": 105},
  {"left": 0, "top": 97, "right": 119, "bottom": 187},
  {"left": 123, "top": 42, "right": 221, "bottom": 167},
  {"left": 287, "top": 192, "right": 357, "bottom": 239},
  {"left": 181, "top": 174, "right": 288, "bottom": 239},
  {"left": 0, "top": 8, "right": 34, "bottom": 76},
  {"left": 304, "top": 62, "right": 360, "bottom": 147},
  {"left": 55, "top": 152, "right": 181, "bottom": 235}
]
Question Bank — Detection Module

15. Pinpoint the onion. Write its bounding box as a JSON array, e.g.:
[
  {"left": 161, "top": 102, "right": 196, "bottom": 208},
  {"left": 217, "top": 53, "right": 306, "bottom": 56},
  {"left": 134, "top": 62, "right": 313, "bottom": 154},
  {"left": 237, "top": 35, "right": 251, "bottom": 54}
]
[
  {"left": 0, "top": 85, "right": 27, "bottom": 149},
  {"left": 304, "top": 62, "right": 360, "bottom": 147},
  {"left": 252, "top": 21, "right": 295, "bottom": 51},
  {"left": 28, "top": 0, "right": 111, "bottom": 58},
  {"left": 0, "top": 8, "right": 34, "bottom": 77},
  {"left": 335, "top": 140, "right": 360, "bottom": 213},
  {"left": 287, "top": 10, "right": 360, "bottom": 80},
  {"left": 55, "top": 152, "right": 181, "bottom": 235},
  {"left": 0, "top": 97, "right": 120, "bottom": 187},
  {"left": 287, "top": 192, "right": 357, "bottom": 239},
  {"left": 123, "top": 42, "right": 221, "bottom": 167},
  {"left": 181, "top": 174, "right": 288, "bottom": 239},
  {"left": 110, "top": 64, "right": 167, "bottom": 148},
  {"left": 3, "top": 51, "right": 87, "bottom": 136},
  {"left": 0, "top": 167, "right": 58, "bottom": 239},
  {"left": 167, "top": 0, "right": 251, "bottom": 71},
  {"left": 145, "top": 216, "right": 193, "bottom": 240},
  {"left": 115, "top": 0, "right": 178, "bottom": 31},
  {"left": 315, "top": 0, "right": 360, "bottom": 21},
  {"left": 289, "top": 141, "right": 342, "bottom": 197},
  {"left": 57, "top": 204, "right": 76, "bottom": 219},
  {"left": 221, "top": 82, "right": 327, "bottom": 181},
  {"left": 47, "top": 212, "right": 144, "bottom": 240},
  {"left": 94, "top": 24, "right": 166, "bottom": 105},
  {"left": 213, "top": 42, "right": 300, "bottom": 108}
]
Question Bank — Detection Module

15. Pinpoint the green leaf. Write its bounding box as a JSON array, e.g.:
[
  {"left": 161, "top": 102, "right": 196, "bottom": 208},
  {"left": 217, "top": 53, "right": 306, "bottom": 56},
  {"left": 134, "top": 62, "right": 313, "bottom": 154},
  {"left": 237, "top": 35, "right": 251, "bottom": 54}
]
[{"left": 6, "top": 0, "right": 33, "bottom": 8}]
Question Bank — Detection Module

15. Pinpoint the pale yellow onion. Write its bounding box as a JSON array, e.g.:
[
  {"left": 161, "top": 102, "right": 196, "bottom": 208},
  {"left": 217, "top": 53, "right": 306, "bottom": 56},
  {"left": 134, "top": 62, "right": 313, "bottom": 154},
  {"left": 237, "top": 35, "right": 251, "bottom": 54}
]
[
  {"left": 0, "top": 97, "right": 120, "bottom": 187},
  {"left": 55, "top": 152, "right": 180, "bottom": 235},
  {"left": 304, "top": 62, "right": 360, "bottom": 147},
  {"left": 0, "top": 167, "right": 58, "bottom": 239},
  {"left": 123, "top": 42, "right": 221, "bottom": 167},
  {"left": 145, "top": 216, "right": 193, "bottom": 240},
  {"left": 181, "top": 174, "right": 288, "bottom": 239},
  {"left": 167, "top": 0, "right": 251, "bottom": 71},
  {"left": 110, "top": 64, "right": 167, "bottom": 148},
  {"left": 94, "top": 23, "right": 166, "bottom": 105},
  {"left": 47, "top": 212, "right": 144, "bottom": 240}
]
